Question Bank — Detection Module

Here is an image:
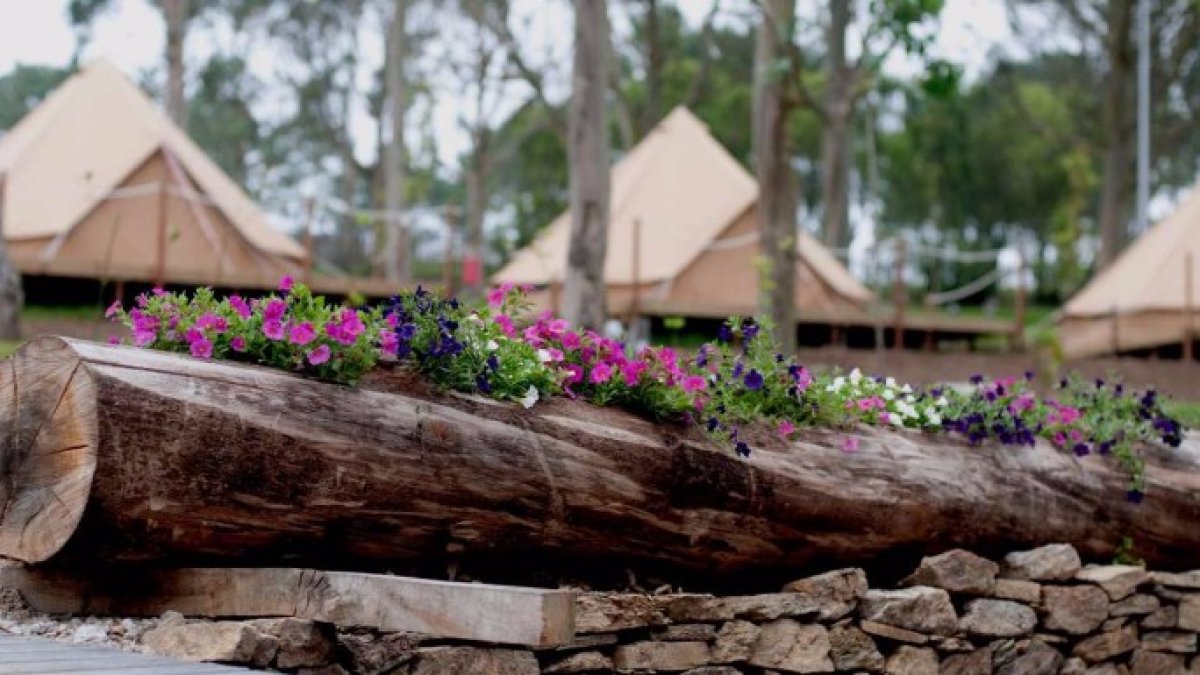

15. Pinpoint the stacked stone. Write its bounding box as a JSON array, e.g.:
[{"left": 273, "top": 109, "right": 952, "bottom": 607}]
[{"left": 538, "top": 544, "right": 1200, "bottom": 675}]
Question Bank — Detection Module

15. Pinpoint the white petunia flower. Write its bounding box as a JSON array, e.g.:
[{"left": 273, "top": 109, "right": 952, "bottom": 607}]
[
  {"left": 537, "top": 349, "right": 552, "bottom": 363},
  {"left": 849, "top": 368, "right": 863, "bottom": 383},
  {"left": 927, "top": 412, "right": 942, "bottom": 426},
  {"left": 886, "top": 377, "right": 897, "bottom": 389},
  {"left": 882, "top": 389, "right": 896, "bottom": 400},
  {"left": 520, "top": 386, "right": 540, "bottom": 409},
  {"left": 936, "top": 396, "right": 949, "bottom": 407},
  {"left": 901, "top": 384, "right": 913, "bottom": 394},
  {"left": 486, "top": 340, "right": 500, "bottom": 351}
]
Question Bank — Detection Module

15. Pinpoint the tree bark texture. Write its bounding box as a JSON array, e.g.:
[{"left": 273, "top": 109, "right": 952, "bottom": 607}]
[
  {"left": 161, "top": 0, "right": 190, "bottom": 129},
  {"left": 819, "top": 0, "right": 853, "bottom": 250},
  {"left": 5, "top": 337, "right": 1200, "bottom": 583},
  {"left": 1096, "top": 0, "right": 1135, "bottom": 270},
  {"left": 382, "top": 0, "right": 411, "bottom": 283},
  {"left": 753, "top": 0, "right": 798, "bottom": 354},
  {"left": 0, "top": 175, "right": 21, "bottom": 341},
  {"left": 563, "top": 0, "right": 611, "bottom": 331}
]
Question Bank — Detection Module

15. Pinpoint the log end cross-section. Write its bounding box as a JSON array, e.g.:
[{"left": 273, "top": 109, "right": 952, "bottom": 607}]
[{"left": 0, "top": 336, "right": 98, "bottom": 563}]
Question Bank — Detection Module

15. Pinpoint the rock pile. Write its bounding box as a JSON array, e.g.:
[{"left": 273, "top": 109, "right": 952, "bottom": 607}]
[{"left": 3, "top": 544, "right": 1200, "bottom": 673}]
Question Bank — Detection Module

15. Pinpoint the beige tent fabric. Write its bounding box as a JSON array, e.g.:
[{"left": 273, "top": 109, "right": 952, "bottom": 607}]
[
  {"left": 0, "top": 59, "right": 305, "bottom": 261},
  {"left": 493, "top": 105, "right": 872, "bottom": 309},
  {"left": 1060, "top": 182, "right": 1200, "bottom": 358}
]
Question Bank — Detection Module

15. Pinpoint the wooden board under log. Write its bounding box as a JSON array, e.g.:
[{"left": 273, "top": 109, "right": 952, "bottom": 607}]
[
  {"left": 0, "top": 567, "right": 576, "bottom": 647},
  {"left": 2, "top": 336, "right": 1200, "bottom": 584}
]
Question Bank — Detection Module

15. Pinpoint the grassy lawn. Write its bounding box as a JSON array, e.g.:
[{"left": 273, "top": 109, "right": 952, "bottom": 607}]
[
  {"left": 1165, "top": 400, "right": 1200, "bottom": 430},
  {"left": 22, "top": 304, "right": 104, "bottom": 320},
  {"left": 0, "top": 340, "right": 19, "bottom": 358}
]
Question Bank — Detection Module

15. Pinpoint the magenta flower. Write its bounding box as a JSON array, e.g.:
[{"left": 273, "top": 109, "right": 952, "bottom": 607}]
[
  {"left": 185, "top": 326, "right": 205, "bottom": 344},
  {"left": 289, "top": 321, "right": 317, "bottom": 345},
  {"left": 590, "top": 363, "right": 613, "bottom": 384},
  {"left": 563, "top": 363, "right": 584, "bottom": 385},
  {"left": 621, "top": 360, "right": 647, "bottom": 386},
  {"left": 230, "top": 336, "right": 248, "bottom": 352},
  {"left": 494, "top": 314, "right": 516, "bottom": 338},
  {"left": 190, "top": 337, "right": 213, "bottom": 360},
  {"left": 561, "top": 331, "right": 581, "bottom": 350},
  {"left": 107, "top": 335, "right": 121, "bottom": 345},
  {"left": 777, "top": 420, "right": 796, "bottom": 439},
  {"left": 279, "top": 275, "right": 295, "bottom": 291},
  {"left": 105, "top": 300, "right": 122, "bottom": 318},
  {"left": 339, "top": 308, "right": 365, "bottom": 339},
  {"left": 307, "top": 344, "right": 331, "bottom": 365},
  {"left": 487, "top": 283, "right": 513, "bottom": 308},
  {"left": 841, "top": 436, "right": 860, "bottom": 453},
  {"left": 380, "top": 331, "right": 399, "bottom": 356},
  {"left": 263, "top": 319, "right": 285, "bottom": 341},
  {"left": 134, "top": 329, "right": 156, "bottom": 347},
  {"left": 548, "top": 319, "right": 570, "bottom": 335},
  {"left": 229, "top": 295, "right": 252, "bottom": 318},
  {"left": 152, "top": 286, "right": 166, "bottom": 296},
  {"left": 263, "top": 298, "right": 287, "bottom": 322},
  {"left": 682, "top": 375, "right": 707, "bottom": 393}
]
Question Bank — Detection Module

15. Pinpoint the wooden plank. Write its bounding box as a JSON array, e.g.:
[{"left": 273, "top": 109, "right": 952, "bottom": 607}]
[
  {"left": 0, "top": 636, "right": 249, "bottom": 673},
  {"left": 1, "top": 567, "right": 576, "bottom": 647}
]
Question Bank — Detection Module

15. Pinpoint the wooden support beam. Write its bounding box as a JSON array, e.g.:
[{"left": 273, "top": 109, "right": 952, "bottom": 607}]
[{"left": 0, "top": 567, "right": 576, "bottom": 648}]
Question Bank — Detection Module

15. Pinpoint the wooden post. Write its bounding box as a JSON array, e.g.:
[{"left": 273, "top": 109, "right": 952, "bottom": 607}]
[
  {"left": 1111, "top": 303, "right": 1120, "bottom": 355},
  {"left": 892, "top": 239, "right": 906, "bottom": 351},
  {"left": 303, "top": 197, "right": 316, "bottom": 286},
  {"left": 154, "top": 170, "right": 168, "bottom": 289},
  {"left": 442, "top": 207, "right": 458, "bottom": 297},
  {"left": 1013, "top": 252, "right": 1027, "bottom": 351},
  {"left": 626, "top": 218, "right": 642, "bottom": 342},
  {"left": 1185, "top": 253, "right": 1194, "bottom": 361}
]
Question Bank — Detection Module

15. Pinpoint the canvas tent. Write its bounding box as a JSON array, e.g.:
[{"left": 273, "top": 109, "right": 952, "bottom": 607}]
[
  {"left": 0, "top": 59, "right": 307, "bottom": 290},
  {"left": 494, "top": 106, "right": 874, "bottom": 322},
  {"left": 1060, "top": 183, "right": 1200, "bottom": 359}
]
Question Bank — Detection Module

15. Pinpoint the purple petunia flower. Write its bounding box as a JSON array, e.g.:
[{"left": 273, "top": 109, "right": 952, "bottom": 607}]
[{"left": 744, "top": 370, "right": 764, "bottom": 391}]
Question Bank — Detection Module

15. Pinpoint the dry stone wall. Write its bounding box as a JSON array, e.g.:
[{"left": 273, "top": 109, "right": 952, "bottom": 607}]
[{"left": 4, "top": 544, "right": 1200, "bottom": 674}]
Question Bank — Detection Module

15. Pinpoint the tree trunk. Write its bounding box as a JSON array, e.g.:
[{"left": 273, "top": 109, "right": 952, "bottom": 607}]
[
  {"left": 1095, "top": 0, "right": 1135, "bottom": 270},
  {"left": 161, "top": 0, "right": 190, "bottom": 128},
  {"left": 753, "top": 0, "right": 798, "bottom": 354},
  {"left": 0, "top": 175, "right": 21, "bottom": 340},
  {"left": 463, "top": 130, "right": 489, "bottom": 300},
  {"left": 563, "top": 0, "right": 611, "bottom": 331},
  {"left": 640, "top": 0, "right": 663, "bottom": 137},
  {"left": 4, "top": 337, "right": 1200, "bottom": 584},
  {"left": 382, "top": 0, "right": 410, "bottom": 283},
  {"left": 820, "top": 0, "right": 855, "bottom": 250}
]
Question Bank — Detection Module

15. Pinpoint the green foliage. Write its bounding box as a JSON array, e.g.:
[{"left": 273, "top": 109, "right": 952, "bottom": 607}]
[{"left": 0, "top": 64, "right": 70, "bottom": 131}]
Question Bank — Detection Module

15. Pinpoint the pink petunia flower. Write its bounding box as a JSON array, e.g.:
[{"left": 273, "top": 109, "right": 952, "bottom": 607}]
[
  {"left": 108, "top": 335, "right": 121, "bottom": 345},
  {"left": 307, "top": 344, "right": 331, "bottom": 365},
  {"left": 263, "top": 319, "right": 286, "bottom": 341},
  {"left": 279, "top": 275, "right": 295, "bottom": 291},
  {"left": 561, "top": 331, "right": 581, "bottom": 350},
  {"left": 263, "top": 298, "right": 287, "bottom": 322},
  {"left": 380, "top": 331, "right": 399, "bottom": 356},
  {"left": 289, "top": 321, "right": 317, "bottom": 345},
  {"left": 563, "top": 363, "right": 585, "bottom": 385},
  {"left": 229, "top": 295, "right": 252, "bottom": 318},
  {"left": 494, "top": 314, "right": 516, "bottom": 338},
  {"left": 621, "top": 360, "right": 648, "bottom": 386},
  {"left": 777, "top": 420, "right": 796, "bottom": 439},
  {"left": 105, "top": 300, "right": 122, "bottom": 318},
  {"left": 487, "top": 283, "right": 514, "bottom": 308},
  {"left": 339, "top": 308, "right": 365, "bottom": 339},
  {"left": 548, "top": 319, "right": 570, "bottom": 335},
  {"left": 841, "top": 436, "right": 860, "bottom": 453},
  {"left": 230, "top": 336, "right": 248, "bottom": 352},
  {"left": 190, "top": 337, "right": 213, "bottom": 359},
  {"left": 590, "top": 363, "right": 613, "bottom": 384},
  {"left": 682, "top": 375, "right": 707, "bottom": 393}
]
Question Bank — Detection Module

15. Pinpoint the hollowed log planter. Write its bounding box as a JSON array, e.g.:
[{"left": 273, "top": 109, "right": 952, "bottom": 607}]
[{"left": 2, "top": 336, "right": 1199, "bottom": 581}]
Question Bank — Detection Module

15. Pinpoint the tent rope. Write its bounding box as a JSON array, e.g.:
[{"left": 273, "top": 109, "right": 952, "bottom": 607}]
[{"left": 924, "top": 266, "right": 1003, "bottom": 306}]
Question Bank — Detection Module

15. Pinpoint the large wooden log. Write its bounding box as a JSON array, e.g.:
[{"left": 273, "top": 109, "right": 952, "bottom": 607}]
[{"left": 2, "top": 336, "right": 1200, "bottom": 583}]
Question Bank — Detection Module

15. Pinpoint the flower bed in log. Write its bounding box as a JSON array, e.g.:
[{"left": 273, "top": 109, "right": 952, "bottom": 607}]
[{"left": 109, "top": 276, "right": 1185, "bottom": 500}]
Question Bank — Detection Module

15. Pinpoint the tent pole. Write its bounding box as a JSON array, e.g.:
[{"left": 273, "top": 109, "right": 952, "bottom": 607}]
[
  {"left": 627, "top": 217, "right": 642, "bottom": 345},
  {"left": 1185, "top": 253, "right": 1194, "bottom": 361},
  {"left": 892, "top": 239, "right": 906, "bottom": 351},
  {"left": 303, "top": 197, "right": 316, "bottom": 286},
  {"left": 155, "top": 169, "right": 168, "bottom": 289},
  {"left": 1013, "top": 251, "right": 1027, "bottom": 351},
  {"left": 1111, "top": 304, "right": 1120, "bottom": 356}
]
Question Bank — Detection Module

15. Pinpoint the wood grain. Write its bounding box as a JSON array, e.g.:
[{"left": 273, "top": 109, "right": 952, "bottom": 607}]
[
  {"left": 1, "top": 567, "right": 576, "bottom": 647},
  {"left": 2, "top": 336, "right": 1199, "bottom": 582}
]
